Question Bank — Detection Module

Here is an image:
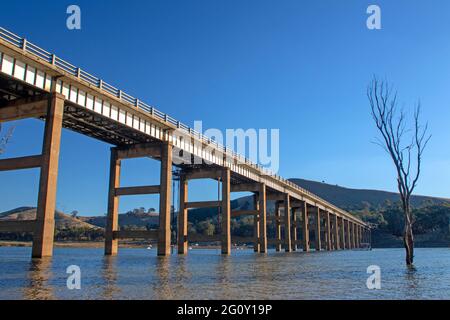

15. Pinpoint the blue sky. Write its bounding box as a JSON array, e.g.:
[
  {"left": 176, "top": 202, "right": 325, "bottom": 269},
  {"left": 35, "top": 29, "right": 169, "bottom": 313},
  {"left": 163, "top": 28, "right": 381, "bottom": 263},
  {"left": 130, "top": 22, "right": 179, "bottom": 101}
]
[{"left": 1, "top": 0, "right": 450, "bottom": 216}]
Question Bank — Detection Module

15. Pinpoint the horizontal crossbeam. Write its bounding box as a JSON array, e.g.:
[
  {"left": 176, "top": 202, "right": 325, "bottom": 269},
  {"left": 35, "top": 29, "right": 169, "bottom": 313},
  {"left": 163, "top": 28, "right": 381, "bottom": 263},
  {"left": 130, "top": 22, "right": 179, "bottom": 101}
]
[
  {"left": 230, "top": 183, "right": 260, "bottom": 193},
  {"left": 115, "top": 185, "right": 160, "bottom": 196},
  {"left": 0, "top": 155, "right": 42, "bottom": 171},
  {"left": 0, "top": 96, "right": 49, "bottom": 123},
  {"left": 184, "top": 168, "right": 223, "bottom": 181},
  {"left": 115, "top": 143, "right": 161, "bottom": 160},
  {"left": 231, "top": 210, "right": 258, "bottom": 217},
  {"left": 185, "top": 201, "right": 221, "bottom": 209}
]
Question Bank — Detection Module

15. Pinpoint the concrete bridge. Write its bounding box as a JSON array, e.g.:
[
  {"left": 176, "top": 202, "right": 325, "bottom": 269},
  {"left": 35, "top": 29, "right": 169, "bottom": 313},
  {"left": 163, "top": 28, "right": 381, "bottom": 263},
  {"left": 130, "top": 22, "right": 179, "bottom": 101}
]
[{"left": 0, "top": 27, "right": 370, "bottom": 258}]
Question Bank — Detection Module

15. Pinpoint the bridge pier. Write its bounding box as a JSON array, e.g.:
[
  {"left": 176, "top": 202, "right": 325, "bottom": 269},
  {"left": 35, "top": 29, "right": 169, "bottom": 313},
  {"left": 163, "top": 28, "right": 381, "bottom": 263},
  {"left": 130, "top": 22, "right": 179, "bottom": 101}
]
[
  {"left": 325, "top": 211, "right": 332, "bottom": 251},
  {"left": 284, "top": 194, "right": 292, "bottom": 252},
  {"left": 333, "top": 214, "right": 340, "bottom": 250},
  {"left": 340, "top": 217, "right": 346, "bottom": 250},
  {"left": 104, "top": 142, "right": 172, "bottom": 256},
  {"left": 253, "top": 194, "right": 260, "bottom": 253},
  {"left": 302, "top": 202, "right": 310, "bottom": 252},
  {"left": 258, "top": 183, "right": 267, "bottom": 253},
  {"left": 177, "top": 175, "right": 188, "bottom": 254},
  {"left": 291, "top": 207, "right": 298, "bottom": 251},
  {"left": 314, "top": 207, "right": 321, "bottom": 251},
  {"left": 274, "top": 201, "right": 282, "bottom": 252},
  {"left": 220, "top": 168, "right": 231, "bottom": 255},
  {"left": 346, "top": 220, "right": 351, "bottom": 249},
  {"left": 0, "top": 93, "right": 64, "bottom": 258}
]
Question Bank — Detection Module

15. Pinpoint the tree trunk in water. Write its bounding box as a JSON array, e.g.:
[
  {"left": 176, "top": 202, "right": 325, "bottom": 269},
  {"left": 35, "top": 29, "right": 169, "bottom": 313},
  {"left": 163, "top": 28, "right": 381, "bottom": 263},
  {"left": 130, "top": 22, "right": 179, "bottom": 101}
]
[{"left": 403, "top": 209, "right": 414, "bottom": 266}]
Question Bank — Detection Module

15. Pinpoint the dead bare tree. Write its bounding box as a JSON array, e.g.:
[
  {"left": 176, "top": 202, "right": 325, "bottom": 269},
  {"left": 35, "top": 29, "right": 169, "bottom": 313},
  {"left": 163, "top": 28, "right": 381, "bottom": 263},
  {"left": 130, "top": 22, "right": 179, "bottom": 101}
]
[
  {"left": 0, "top": 123, "right": 14, "bottom": 155},
  {"left": 367, "top": 77, "right": 431, "bottom": 266}
]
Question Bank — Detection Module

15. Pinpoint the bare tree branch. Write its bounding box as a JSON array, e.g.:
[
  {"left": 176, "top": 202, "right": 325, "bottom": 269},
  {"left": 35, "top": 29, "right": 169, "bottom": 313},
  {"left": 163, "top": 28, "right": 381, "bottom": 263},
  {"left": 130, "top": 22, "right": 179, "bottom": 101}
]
[{"left": 367, "top": 76, "right": 431, "bottom": 266}]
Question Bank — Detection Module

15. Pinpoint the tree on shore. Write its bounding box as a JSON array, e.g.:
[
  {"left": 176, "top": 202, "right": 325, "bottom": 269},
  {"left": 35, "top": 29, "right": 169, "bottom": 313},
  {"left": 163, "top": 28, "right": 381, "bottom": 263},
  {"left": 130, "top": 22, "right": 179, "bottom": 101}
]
[{"left": 367, "top": 77, "right": 431, "bottom": 266}]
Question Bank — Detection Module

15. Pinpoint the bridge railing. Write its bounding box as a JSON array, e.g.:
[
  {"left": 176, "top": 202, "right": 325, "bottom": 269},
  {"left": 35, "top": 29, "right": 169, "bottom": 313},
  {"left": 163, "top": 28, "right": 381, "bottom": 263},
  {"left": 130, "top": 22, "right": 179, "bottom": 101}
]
[{"left": 0, "top": 26, "right": 364, "bottom": 225}]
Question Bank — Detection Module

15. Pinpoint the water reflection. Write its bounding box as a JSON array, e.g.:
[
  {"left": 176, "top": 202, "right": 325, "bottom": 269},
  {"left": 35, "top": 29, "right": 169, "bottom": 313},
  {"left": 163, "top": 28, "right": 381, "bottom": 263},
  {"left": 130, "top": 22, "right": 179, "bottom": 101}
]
[
  {"left": 0, "top": 247, "right": 448, "bottom": 300},
  {"left": 153, "top": 256, "right": 173, "bottom": 299},
  {"left": 23, "top": 258, "right": 54, "bottom": 300},
  {"left": 101, "top": 256, "right": 121, "bottom": 300}
]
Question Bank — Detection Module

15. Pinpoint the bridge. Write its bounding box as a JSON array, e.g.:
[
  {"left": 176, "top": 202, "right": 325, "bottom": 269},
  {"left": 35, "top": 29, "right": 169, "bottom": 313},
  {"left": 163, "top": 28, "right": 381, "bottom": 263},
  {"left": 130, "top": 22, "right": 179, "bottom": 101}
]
[{"left": 0, "top": 27, "right": 370, "bottom": 258}]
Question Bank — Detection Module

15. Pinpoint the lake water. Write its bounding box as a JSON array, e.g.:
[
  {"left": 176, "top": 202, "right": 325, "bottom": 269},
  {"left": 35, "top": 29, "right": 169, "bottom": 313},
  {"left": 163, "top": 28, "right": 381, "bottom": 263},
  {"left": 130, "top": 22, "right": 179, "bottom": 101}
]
[{"left": 0, "top": 247, "right": 449, "bottom": 300}]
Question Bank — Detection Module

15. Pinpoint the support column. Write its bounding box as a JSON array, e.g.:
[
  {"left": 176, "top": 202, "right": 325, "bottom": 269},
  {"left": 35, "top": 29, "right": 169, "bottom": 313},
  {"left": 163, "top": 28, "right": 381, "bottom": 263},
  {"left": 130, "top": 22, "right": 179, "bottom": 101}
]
[
  {"left": 275, "top": 201, "right": 282, "bottom": 252},
  {"left": 221, "top": 168, "right": 231, "bottom": 255},
  {"left": 105, "top": 149, "right": 121, "bottom": 256},
  {"left": 253, "top": 194, "right": 260, "bottom": 253},
  {"left": 326, "top": 211, "right": 332, "bottom": 251},
  {"left": 315, "top": 207, "right": 321, "bottom": 251},
  {"left": 177, "top": 176, "right": 188, "bottom": 254},
  {"left": 351, "top": 222, "right": 356, "bottom": 249},
  {"left": 284, "top": 194, "right": 292, "bottom": 252},
  {"left": 158, "top": 142, "right": 173, "bottom": 256},
  {"left": 32, "top": 93, "right": 64, "bottom": 258},
  {"left": 292, "top": 208, "right": 297, "bottom": 251},
  {"left": 334, "top": 214, "right": 340, "bottom": 250},
  {"left": 346, "top": 220, "right": 351, "bottom": 249},
  {"left": 302, "top": 202, "right": 310, "bottom": 252},
  {"left": 340, "top": 218, "right": 346, "bottom": 250},
  {"left": 258, "top": 183, "right": 267, "bottom": 253}
]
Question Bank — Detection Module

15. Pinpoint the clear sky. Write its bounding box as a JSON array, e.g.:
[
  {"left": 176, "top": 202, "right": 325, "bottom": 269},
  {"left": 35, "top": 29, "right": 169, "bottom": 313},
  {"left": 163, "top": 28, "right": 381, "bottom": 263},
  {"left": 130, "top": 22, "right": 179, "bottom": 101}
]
[{"left": 1, "top": 0, "right": 450, "bottom": 216}]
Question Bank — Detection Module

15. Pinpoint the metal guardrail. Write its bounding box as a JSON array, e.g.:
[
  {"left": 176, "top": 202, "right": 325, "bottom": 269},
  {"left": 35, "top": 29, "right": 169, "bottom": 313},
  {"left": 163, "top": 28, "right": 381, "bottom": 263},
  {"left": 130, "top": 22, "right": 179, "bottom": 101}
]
[{"left": 0, "top": 26, "right": 365, "bottom": 225}]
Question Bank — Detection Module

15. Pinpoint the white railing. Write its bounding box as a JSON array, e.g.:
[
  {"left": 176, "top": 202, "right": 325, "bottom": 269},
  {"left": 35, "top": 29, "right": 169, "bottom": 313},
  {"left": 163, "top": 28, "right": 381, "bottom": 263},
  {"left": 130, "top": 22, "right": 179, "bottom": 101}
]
[{"left": 0, "top": 26, "right": 364, "bottom": 225}]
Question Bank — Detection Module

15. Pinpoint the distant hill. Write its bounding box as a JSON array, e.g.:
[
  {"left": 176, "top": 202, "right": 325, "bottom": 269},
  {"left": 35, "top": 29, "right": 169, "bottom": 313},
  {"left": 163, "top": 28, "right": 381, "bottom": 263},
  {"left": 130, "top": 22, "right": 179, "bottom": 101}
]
[
  {"left": 289, "top": 179, "right": 450, "bottom": 210},
  {"left": 0, "top": 207, "right": 100, "bottom": 230}
]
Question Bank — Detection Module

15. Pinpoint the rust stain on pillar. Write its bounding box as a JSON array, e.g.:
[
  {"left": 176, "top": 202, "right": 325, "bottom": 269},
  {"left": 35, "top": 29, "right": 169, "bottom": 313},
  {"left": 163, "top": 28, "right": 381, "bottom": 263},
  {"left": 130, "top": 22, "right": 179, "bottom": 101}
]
[
  {"left": 32, "top": 93, "right": 64, "bottom": 258},
  {"left": 158, "top": 141, "right": 173, "bottom": 256}
]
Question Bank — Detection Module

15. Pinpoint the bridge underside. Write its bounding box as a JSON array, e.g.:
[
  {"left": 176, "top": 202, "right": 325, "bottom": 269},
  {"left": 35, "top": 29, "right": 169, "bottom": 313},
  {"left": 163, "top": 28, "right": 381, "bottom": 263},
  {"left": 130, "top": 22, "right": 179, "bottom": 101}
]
[{"left": 0, "top": 35, "right": 370, "bottom": 259}]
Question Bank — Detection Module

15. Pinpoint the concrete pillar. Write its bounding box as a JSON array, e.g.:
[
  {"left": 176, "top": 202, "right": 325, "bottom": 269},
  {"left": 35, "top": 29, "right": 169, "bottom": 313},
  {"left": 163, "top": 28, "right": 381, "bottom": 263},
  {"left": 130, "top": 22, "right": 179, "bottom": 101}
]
[
  {"left": 315, "top": 207, "right": 321, "bottom": 251},
  {"left": 275, "top": 201, "right": 282, "bottom": 252},
  {"left": 221, "top": 168, "right": 231, "bottom": 255},
  {"left": 325, "top": 211, "right": 332, "bottom": 251},
  {"left": 32, "top": 93, "right": 64, "bottom": 258},
  {"left": 351, "top": 223, "right": 356, "bottom": 249},
  {"left": 334, "top": 214, "right": 340, "bottom": 250},
  {"left": 258, "top": 183, "right": 267, "bottom": 253},
  {"left": 253, "top": 194, "right": 260, "bottom": 253},
  {"left": 302, "top": 202, "right": 310, "bottom": 252},
  {"left": 177, "top": 175, "right": 188, "bottom": 254},
  {"left": 292, "top": 208, "right": 297, "bottom": 251},
  {"left": 284, "top": 194, "right": 292, "bottom": 252},
  {"left": 360, "top": 225, "right": 363, "bottom": 247},
  {"left": 158, "top": 142, "right": 173, "bottom": 256},
  {"left": 105, "top": 149, "right": 121, "bottom": 256},
  {"left": 340, "top": 218, "right": 346, "bottom": 250},
  {"left": 346, "top": 220, "right": 351, "bottom": 249}
]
